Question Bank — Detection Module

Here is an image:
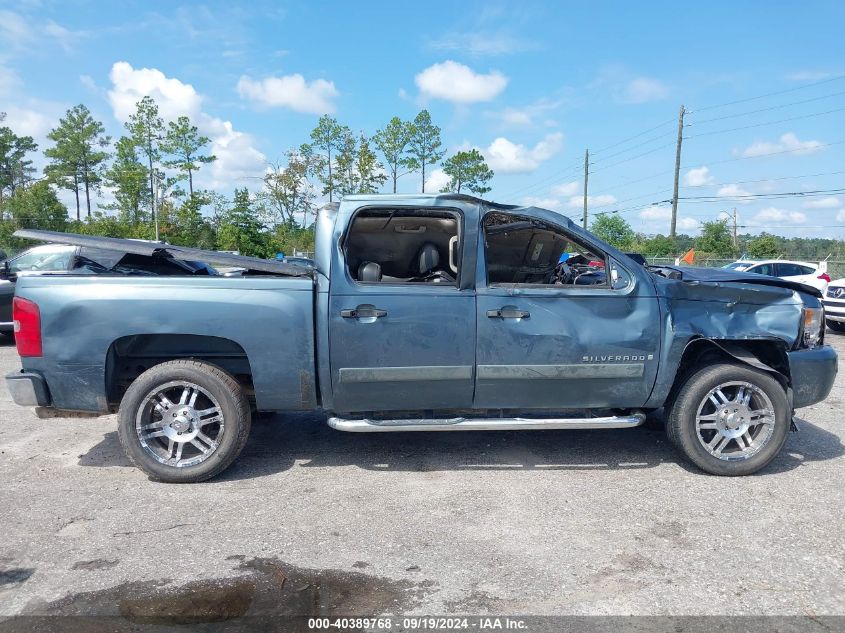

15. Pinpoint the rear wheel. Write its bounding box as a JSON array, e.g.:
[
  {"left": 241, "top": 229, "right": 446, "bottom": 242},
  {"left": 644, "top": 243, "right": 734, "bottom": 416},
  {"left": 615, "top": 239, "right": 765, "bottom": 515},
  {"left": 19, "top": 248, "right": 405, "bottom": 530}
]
[
  {"left": 826, "top": 319, "right": 845, "bottom": 333},
  {"left": 666, "top": 362, "right": 789, "bottom": 476},
  {"left": 117, "top": 360, "right": 251, "bottom": 483}
]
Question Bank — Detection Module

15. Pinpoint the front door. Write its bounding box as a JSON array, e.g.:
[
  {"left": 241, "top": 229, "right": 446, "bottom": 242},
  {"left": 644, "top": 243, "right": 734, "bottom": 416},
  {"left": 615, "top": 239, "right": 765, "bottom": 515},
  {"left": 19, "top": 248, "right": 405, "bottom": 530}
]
[
  {"left": 474, "top": 211, "right": 660, "bottom": 410},
  {"left": 329, "top": 206, "right": 476, "bottom": 413}
]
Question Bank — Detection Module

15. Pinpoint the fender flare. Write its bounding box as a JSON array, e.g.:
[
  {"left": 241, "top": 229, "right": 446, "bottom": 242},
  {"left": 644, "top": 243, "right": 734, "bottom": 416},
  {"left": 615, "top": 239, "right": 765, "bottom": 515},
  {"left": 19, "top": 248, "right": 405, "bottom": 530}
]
[{"left": 690, "top": 338, "right": 794, "bottom": 409}]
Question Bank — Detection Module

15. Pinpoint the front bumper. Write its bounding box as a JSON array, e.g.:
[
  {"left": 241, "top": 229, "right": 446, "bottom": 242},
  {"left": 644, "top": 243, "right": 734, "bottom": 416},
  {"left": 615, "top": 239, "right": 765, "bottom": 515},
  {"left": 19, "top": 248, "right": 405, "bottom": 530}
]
[
  {"left": 788, "top": 346, "right": 838, "bottom": 408},
  {"left": 5, "top": 371, "right": 51, "bottom": 407}
]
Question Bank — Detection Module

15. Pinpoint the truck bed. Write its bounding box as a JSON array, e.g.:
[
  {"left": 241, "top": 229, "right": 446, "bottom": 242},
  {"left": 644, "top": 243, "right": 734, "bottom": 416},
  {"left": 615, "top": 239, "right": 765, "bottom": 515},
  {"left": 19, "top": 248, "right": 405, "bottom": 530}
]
[{"left": 14, "top": 274, "right": 317, "bottom": 412}]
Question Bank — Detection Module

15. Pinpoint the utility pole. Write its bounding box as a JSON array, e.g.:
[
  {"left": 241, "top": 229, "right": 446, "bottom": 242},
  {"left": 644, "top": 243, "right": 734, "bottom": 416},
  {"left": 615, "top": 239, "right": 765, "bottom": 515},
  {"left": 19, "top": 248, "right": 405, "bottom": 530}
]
[
  {"left": 729, "top": 208, "right": 738, "bottom": 249},
  {"left": 152, "top": 172, "right": 160, "bottom": 242},
  {"left": 582, "top": 149, "right": 589, "bottom": 229},
  {"left": 670, "top": 105, "right": 685, "bottom": 240}
]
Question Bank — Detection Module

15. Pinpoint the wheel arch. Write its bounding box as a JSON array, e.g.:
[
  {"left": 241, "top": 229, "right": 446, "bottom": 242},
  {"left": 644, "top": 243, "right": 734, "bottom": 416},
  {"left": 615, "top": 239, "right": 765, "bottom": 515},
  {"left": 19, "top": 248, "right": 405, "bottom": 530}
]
[
  {"left": 663, "top": 337, "right": 791, "bottom": 411},
  {"left": 105, "top": 334, "right": 254, "bottom": 410}
]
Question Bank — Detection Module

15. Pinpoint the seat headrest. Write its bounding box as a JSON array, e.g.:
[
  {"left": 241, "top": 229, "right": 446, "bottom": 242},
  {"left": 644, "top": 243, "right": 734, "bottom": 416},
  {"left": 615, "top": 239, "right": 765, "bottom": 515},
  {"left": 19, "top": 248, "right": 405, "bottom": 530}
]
[
  {"left": 357, "top": 261, "right": 382, "bottom": 282},
  {"left": 416, "top": 243, "right": 440, "bottom": 275}
]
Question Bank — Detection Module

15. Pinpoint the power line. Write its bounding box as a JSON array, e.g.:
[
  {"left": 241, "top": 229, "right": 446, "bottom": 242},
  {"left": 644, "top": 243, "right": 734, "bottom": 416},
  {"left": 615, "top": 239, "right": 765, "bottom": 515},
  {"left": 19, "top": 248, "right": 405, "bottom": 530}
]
[
  {"left": 687, "top": 88, "right": 845, "bottom": 125},
  {"left": 684, "top": 106, "right": 845, "bottom": 139},
  {"left": 687, "top": 74, "right": 845, "bottom": 114},
  {"left": 682, "top": 169, "right": 845, "bottom": 189},
  {"left": 590, "top": 118, "right": 676, "bottom": 155},
  {"left": 686, "top": 140, "right": 845, "bottom": 168}
]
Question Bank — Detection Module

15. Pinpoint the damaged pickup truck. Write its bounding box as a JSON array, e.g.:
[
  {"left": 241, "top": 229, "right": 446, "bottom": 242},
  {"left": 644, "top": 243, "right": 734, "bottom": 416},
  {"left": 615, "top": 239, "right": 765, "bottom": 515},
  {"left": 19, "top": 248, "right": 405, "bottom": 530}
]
[{"left": 5, "top": 194, "right": 838, "bottom": 482}]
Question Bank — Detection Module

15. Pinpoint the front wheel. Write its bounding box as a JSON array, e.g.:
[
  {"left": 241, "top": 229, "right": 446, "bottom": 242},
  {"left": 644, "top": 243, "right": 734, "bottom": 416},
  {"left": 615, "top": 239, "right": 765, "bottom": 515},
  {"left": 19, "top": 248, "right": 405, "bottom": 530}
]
[
  {"left": 666, "top": 362, "right": 789, "bottom": 476},
  {"left": 117, "top": 360, "right": 251, "bottom": 483}
]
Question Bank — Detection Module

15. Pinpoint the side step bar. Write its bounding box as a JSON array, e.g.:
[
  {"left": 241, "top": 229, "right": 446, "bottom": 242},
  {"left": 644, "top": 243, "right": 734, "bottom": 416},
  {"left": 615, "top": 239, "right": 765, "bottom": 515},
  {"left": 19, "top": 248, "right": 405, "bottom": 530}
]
[{"left": 327, "top": 413, "right": 645, "bottom": 433}]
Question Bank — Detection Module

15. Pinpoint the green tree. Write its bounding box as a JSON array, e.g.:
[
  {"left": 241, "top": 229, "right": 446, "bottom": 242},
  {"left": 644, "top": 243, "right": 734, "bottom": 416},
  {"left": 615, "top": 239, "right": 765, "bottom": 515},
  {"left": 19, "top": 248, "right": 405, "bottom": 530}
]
[
  {"left": 355, "top": 134, "right": 387, "bottom": 194},
  {"left": 696, "top": 219, "right": 735, "bottom": 257},
  {"left": 102, "top": 137, "right": 150, "bottom": 225},
  {"left": 6, "top": 181, "right": 68, "bottom": 231},
  {"left": 746, "top": 233, "right": 781, "bottom": 259},
  {"left": 216, "top": 188, "right": 267, "bottom": 256},
  {"left": 0, "top": 121, "right": 38, "bottom": 201},
  {"left": 166, "top": 196, "right": 216, "bottom": 248},
  {"left": 441, "top": 149, "right": 493, "bottom": 195},
  {"left": 308, "top": 115, "right": 350, "bottom": 202},
  {"left": 44, "top": 104, "right": 110, "bottom": 220},
  {"left": 407, "top": 109, "right": 445, "bottom": 193},
  {"left": 637, "top": 234, "right": 676, "bottom": 257},
  {"left": 590, "top": 214, "right": 635, "bottom": 250},
  {"left": 162, "top": 116, "right": 215, "bottom": 198},
  {"left": 261, "top": 149, "right": 316, "bottom": 227},
  {"left": 373, "top": 116, "right": 414, "bottom": 193},
  {"left": 125, "top": 96, "right": 164, "bottom": 224}
]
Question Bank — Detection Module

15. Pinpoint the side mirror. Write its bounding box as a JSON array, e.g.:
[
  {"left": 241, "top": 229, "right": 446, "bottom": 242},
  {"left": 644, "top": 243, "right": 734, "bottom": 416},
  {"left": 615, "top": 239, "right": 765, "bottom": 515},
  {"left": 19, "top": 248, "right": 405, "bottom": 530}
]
[{"left": 0, "top": 260, "right": 14, "bottom": 281}]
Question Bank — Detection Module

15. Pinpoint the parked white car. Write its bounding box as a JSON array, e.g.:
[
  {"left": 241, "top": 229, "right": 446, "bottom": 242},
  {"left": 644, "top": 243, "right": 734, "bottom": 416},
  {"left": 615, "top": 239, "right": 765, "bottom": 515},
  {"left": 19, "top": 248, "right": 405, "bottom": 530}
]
[
  {"left": 722, "top": 260, "right": 831, "bottom": 292},
  {"left": 822, "top": 280, "right": 845, "bottom": 332}
]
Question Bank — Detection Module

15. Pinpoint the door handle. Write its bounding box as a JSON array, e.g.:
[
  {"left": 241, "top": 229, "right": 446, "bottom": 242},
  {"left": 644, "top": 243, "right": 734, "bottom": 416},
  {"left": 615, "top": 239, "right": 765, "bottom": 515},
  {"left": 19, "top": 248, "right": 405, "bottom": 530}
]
[
  {"left": 487, "top": 308, "right": 530, "bottom": 319},
  {"left": 341, "top": 306, "right": 388, "bottom": 319}
]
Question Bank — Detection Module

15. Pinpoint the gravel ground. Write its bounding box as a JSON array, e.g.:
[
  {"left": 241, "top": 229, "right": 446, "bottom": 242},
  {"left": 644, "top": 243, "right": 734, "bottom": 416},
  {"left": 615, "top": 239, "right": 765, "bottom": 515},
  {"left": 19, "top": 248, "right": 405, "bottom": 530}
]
[{"left": 0, "top": 333, "right": 843, "bottom": 620}]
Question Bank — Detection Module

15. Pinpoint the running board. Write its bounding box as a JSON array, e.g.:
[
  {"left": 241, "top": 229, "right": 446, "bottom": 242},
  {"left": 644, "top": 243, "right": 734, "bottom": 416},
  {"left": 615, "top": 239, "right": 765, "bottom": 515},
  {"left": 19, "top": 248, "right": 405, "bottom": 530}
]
[{"left": 327, "top": 413, "right": 645, "bottom": 433}]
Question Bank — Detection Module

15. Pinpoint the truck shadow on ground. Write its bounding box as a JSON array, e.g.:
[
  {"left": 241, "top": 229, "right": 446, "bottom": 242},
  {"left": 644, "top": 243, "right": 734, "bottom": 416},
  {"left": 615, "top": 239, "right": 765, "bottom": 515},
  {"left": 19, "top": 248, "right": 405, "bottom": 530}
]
[{"left": 78, "top": 413, "right": 843, "bottom": 481}]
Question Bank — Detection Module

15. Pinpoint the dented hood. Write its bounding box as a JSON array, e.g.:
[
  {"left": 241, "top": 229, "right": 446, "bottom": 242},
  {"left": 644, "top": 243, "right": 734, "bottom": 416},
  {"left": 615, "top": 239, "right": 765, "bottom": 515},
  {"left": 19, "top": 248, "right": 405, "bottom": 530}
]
[{"left": 648, "top": 265, "right": 822, "bottom": 298}]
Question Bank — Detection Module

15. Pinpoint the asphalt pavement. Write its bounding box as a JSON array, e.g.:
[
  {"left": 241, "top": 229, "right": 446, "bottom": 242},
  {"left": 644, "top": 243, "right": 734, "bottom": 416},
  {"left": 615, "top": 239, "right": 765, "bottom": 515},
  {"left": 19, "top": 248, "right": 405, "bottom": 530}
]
[{"left": 0, "top": 333, "right": 843, "bottom": 621}]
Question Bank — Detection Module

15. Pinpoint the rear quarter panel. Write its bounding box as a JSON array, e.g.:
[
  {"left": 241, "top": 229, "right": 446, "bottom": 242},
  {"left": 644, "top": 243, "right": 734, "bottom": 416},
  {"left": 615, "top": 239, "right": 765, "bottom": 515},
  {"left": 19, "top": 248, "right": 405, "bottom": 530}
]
[{"left": 15, "top": 275, "right": 316, "bottom": 412}]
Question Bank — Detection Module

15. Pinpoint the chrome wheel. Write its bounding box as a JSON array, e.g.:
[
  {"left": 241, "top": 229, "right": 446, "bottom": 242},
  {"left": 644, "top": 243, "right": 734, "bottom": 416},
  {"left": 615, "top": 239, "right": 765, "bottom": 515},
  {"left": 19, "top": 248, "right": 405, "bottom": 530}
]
[
  {"left": 135, "top": 380, "right": 225, "bottom": 468},
  {"left": 695, "top": 381, "right": 776, "bottom": 461}
]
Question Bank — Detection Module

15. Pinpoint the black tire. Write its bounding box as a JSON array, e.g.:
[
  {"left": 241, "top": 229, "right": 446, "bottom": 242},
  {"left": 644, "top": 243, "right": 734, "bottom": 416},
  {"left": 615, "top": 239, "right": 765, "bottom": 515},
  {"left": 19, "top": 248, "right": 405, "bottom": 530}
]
[
  {"left": 666, "top": 362, "right": 789, "bottom": 476},
  {"left": 826, "top": 319, "right": 845, "bottom": 333},
  {"left": 117, "top": 360, "right": 251, "bottom": 483}
]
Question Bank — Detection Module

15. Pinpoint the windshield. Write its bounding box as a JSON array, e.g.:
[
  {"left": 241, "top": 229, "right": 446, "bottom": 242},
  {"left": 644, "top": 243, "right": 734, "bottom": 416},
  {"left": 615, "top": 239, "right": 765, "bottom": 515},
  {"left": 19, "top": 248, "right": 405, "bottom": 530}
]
[
  {"left": 9, "top": 245, "right": 75, "bottom": 273},
  {"left": 723, "top": 262, "right": 752, "bottom": 271}
]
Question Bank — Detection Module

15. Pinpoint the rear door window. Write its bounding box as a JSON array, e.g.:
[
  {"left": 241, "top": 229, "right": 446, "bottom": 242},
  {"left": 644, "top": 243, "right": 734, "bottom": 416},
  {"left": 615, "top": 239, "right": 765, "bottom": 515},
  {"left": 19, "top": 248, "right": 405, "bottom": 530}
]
[{"left": 777, "top": 263, "right": 803, "bottom": 277}]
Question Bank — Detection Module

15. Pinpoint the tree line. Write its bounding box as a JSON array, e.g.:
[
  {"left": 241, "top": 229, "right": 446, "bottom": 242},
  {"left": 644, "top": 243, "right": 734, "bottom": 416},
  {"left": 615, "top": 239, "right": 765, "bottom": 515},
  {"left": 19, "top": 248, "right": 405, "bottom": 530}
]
[
  {"left": 0, "top": 101, "right": 495, "bottom": 257},
  {"left": 590, "top": 214, "right": 845, "bottom": 262}
]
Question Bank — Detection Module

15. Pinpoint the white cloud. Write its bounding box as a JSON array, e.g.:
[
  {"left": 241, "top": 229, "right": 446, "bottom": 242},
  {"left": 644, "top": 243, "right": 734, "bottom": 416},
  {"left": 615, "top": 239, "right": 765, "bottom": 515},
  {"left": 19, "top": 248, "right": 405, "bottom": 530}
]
[
  {"left": 717, "top": 183, "right": 753, "bottom": 202},
  {"left": 684, "top": 166, "right": 713, "bottom": 187},
  {"left": 752, "top": 207, "right": 807, "bottom": 225},
  {"left": 237, "top": 74, "right": 339, "bottom": 114},
  {"left": 551, "top": 181, "right": 580, "bottom": 197},
  {"left": 489, "top": 97, "right": 562, "bottom": 127},
  {"left": 0, "top": 10, "right": 82, "bottom": 53},
  {"left": 567, "top": 194, "right": 617, "bottom": 208},
  {"left": 638, "top": 206, "right": 698, "bottom": 232},
  {"left": 0, "top": 64, "right": 21, "bottom": 95},
  {"left": 415, "top": 60, "right": 508, "bottom": 104},
  {"left": 427, "top": 32, "right": 537, "bottom": 56},
  {"left": 741, "top": 132, "right": 824, "bottom": 158},
  {"left": 1, "top": 105, "right": 55, "bottom": 138},
  {"left": 622, "top": 77, "right": 668, "bottom": 103},
  {"left": 107, "top": 61, "right": 266, "bottom": 190},
  {"left": 639, "top": 206, "right": 672, "bottom": 221},
  {"left": 785, "top": 70, "right": 834, "bottom": 81},
  {"left": 836, "top": 209, "right": 845, "bottom": 222},
  {"left": 483, "top": 132, "right": 563, "bottom": 173},
  {"left": 678, "top": 217, "right": 700, "bottom": 231},
  {"left": 521, "top": 196, "right": 561, "bottom": 210},
  {"left": 424, "top": 168, "right": 452, "bottom": 193},
  {"left": 804, "top": 196, "right": 841, "bottom": 209}
]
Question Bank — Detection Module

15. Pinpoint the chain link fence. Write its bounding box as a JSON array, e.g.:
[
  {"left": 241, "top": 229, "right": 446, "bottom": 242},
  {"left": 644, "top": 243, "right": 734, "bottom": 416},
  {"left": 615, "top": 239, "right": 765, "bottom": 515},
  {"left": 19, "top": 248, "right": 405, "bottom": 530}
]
[{"left": 646, "top": 257, "right": 845, "bottom": 282}]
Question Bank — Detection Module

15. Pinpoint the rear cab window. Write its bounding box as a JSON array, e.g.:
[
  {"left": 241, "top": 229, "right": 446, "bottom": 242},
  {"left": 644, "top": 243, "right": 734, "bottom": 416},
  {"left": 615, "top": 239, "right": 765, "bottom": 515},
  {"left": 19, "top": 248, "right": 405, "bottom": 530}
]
[{"left": 344, "top": 208, "right": 461, "bottom": 285}]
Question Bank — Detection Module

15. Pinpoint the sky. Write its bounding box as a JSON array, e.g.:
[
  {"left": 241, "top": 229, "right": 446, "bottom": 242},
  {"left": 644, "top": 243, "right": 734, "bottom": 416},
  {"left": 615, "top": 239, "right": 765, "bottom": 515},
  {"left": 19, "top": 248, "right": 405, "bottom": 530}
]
[{"left": 2, "top": 0, "right": 845, "bottom": 237}]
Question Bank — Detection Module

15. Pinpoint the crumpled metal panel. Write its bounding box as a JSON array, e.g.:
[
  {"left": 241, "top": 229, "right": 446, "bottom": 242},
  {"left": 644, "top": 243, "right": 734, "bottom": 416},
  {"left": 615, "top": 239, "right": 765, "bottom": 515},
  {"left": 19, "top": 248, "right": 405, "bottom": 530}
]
[{"left": 644, "top": 275, "right": 810, "bottom": 408}]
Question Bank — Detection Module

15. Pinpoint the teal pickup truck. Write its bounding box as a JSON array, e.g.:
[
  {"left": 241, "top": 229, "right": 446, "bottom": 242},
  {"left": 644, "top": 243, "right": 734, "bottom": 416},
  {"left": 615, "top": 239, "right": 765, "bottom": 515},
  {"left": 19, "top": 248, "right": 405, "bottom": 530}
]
[{"left": 4, "top": 194, "right": 837, "bottom": 482}]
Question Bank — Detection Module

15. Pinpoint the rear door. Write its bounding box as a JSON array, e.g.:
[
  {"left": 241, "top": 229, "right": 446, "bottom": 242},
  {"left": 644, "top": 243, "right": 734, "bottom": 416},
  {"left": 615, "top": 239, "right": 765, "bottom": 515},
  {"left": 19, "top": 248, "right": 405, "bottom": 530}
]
[
  {"left": 328, "top": 205, "right": 477, "bottom": 413},
  {"left": 474, "top": 210, "right": 661, "bottom": 410}
]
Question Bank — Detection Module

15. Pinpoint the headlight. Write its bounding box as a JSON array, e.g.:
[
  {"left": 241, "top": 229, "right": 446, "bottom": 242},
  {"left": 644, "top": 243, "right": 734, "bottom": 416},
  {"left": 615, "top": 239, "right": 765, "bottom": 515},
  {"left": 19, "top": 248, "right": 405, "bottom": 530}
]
[{"left": 801, "top": 307, "right": 823, "bottom": 348}]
